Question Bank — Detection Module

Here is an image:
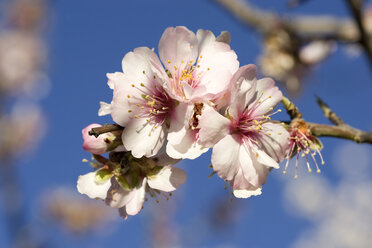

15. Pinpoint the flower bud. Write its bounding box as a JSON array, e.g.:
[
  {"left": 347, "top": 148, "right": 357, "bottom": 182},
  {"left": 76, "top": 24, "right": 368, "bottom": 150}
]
[{"left": 82, "top": 123, "right": 114, "bottom": 154}]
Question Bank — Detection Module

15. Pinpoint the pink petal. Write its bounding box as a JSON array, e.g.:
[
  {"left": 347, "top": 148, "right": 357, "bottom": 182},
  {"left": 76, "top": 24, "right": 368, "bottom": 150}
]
[
  {"left": 257, "top": 122, "right": 290, "bottom": 163},
  {"left": 211, "top": 134, "right": 240, "bottom": 181},
  {"left": 199, "top": 106, "right": 230, "bottom": 147},
  {"left": 158, "top": 26, "right": 198, "bottom": 73},
  {"left": 122, "top": 47, "right": 164, "bottom": 82},
  {"left": 249, "top": 78, "right": 282, "bottom": 117}
]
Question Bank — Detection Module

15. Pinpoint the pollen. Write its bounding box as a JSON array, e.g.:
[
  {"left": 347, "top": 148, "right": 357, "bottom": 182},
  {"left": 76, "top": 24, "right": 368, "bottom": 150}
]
[{"left": 167, "top": 60, "right": 171, "bottom": 64}]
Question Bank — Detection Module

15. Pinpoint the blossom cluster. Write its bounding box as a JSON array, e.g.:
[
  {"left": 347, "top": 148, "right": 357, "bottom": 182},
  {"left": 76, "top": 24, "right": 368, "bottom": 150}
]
[{"left": 77, "top": 26, "right": 321, "bottom": 219}]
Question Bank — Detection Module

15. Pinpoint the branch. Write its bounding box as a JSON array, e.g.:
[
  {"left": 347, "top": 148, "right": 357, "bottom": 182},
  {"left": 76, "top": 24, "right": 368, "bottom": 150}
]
[
  {"left": 88, "top": 124, "right": 123, "bottom": 138},
  {"left": 214, "top": 0, "right": 359, "bottom": 42},
  {"left": 307, "top": 122, "right": 372, "bottom": 144},
  {"left": 281, "top": 96, "right": 302, "bottom": 119},
  {"left": 345, "top": 0, "right": 372, "bottom": 71},
  {"left": 316, "top": 96, "right": 345, "bottom": 126}
]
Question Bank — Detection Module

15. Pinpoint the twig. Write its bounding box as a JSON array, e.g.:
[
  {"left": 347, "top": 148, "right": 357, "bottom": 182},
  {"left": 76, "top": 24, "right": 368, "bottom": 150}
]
[
  {"left": 88, "top": 124, "right": 123, "bottom": 138},
  {"left": 281, "top": 96, "right": 302, "bottom": 120},
  {"left": 345, "top": 0, "right": 372, "bottom": 71},
  {"left": 307, "top": 122, "right": 372, "bottom": 144},
  {"left": 214, "top": 0, "right": 359, "bottom": 42},
  {"left": 316, "top": 96, "right": 345, "bottom": 126}
]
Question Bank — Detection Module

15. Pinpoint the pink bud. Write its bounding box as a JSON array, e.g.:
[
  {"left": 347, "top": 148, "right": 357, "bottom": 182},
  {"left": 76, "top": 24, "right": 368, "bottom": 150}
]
[{"left": 82, "top": 124, "right": 113, "bottom": 154}]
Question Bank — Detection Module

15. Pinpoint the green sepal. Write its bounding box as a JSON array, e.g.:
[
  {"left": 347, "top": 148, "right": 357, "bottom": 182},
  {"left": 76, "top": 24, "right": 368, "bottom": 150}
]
[
  {"left": 116, "top": 175, "right": 131, "bottom": 191},
  {"left": 147, "top": 166, "right": 163, "bottom": 177},
  {"left": 95, "top": 169, "right": 112, "bottom": 184},
  {"left": 309, "top": 136, "right": 323, "bottom": 151}
]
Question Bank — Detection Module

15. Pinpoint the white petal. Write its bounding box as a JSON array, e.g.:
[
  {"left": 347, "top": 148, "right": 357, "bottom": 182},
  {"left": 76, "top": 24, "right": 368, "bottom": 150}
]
[
  {"left": 199, "top": 106, "right": 230, "bottom": 147},
  {"left": 98, "top": 101, "right": 112, "bottom": 116},
  {"left": 147, "top": 166, "right": 186, "bottom": 192},
  {"left": 126, "top": 178, "right": 147, "bottom": 215},
  {"left": 211, "top": 134, "right": 240, "bottom": 181},
  {"left": 105, "top": 178, "right": 136, "bottom": 208},
  {"left": 233, "top": 188, "right": 262, "bottom": 198},
  {"left": 166, "top": 135, "right": 209, "bottom": 160},
  {"left": 77, "top": 172, "right": 111, "bottom": 200},
  {"left": 123, "top": 118, "right": 166, "bottom": 158}
]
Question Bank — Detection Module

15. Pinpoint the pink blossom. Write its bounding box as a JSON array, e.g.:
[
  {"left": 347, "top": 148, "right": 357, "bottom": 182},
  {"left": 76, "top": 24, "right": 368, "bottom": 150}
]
[
  {"left": 82, "top": 123, "right": 115, "bottom": 154},
  {"left": 100, "top": 26, "right": 238, "bottom": 159},
  {"left": 199, "top": 65, "right": 289, "bottom": 198}
]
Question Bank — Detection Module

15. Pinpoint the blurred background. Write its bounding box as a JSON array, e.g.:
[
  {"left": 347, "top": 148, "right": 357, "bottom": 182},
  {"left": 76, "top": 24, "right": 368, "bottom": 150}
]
[{"left": 0, "top": 0, "right": 372, "bottom": 247}]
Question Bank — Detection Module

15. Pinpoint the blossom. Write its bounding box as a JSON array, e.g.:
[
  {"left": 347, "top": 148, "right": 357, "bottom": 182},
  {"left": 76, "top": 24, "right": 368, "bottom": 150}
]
[
  {"left": 77, "top": 151, "right": 186, "bottom": 219},
  {"left": 159, "top": 27, "right": 238, "bottom": 159},
  {"left": 282, "top": 119, "right": 325, "bottom": 178},
  {"left": 100, "top": 26, "right": 238, "bottom": 159},
  {"left": 199, "top": 65, "right": 289, "bottom": 198},
  {"left": 82, "top": 123, "right": 116, "bottom": 154}
]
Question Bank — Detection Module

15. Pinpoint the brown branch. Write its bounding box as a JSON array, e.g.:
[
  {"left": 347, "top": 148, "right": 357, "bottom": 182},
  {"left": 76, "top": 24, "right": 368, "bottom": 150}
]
[
  {"left": 345, "top": 0, "right": 372, "bottom": 71},
  {"left": 214, "top": 0, "right": 358, "bottom": 42},
  {"left": 88, "top": 124, "right": 123, "bottom": 138},
  {"left": 281, "top": 96, "right": 302, "bottom": 120},
  {"left": 316, "top": 96, "right": 345, "bottom": 126},
  {"left": 307, "top": 122, "right": 372, "bottom": 144}
]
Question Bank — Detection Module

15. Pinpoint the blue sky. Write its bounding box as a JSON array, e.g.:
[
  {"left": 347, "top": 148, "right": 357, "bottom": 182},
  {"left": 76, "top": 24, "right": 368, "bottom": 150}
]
[{"left": 1, "top": 0, "right": 372, "bottom": 247}]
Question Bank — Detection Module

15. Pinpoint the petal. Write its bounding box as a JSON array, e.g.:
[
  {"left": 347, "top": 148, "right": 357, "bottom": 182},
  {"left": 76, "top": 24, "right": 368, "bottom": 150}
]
[
  {"left": 125, "top": 178, "right": 147, "bottom": 215},
  {"left": 118, "top": 207, "right": 128, "bottom": 220},
  {"left": 233, "top": 187, "right": 262, "bottom": 198},
  {"left": 109, "top": 72, "right": 136, "bottom": 126},
  {"left": 249, "top": 78, "right": 282, "bottom": 117},
  {"left": 211, "top": 134, "right": 240, "bottom": 181},
  {"left": 122, "top": 118, "right": 166, "bottom": 158},
  {"left": 198, "top": 106, "right": 230, "bottom": 147},
  {"left": 167, "top": 102, "right": 190, "bottom": 146},
  {"left": 216, "top": 31, "right": 231, "bottom": 44},
  {"left": 77, "top": 172, "right": 112, "bottom": 200},
  {"left": 257, "top": 122, "right": 290, "bottom": 163},
  {"left": 193, "top": 34, "right": 239, "bottom": 99},
  {"left": 98, "top": 101, "right": 112, "bottom": 116},
  {"left": 158, "top": 26, "right": 198, "bottom": 72},
  {"left": 229, "top": 65, "right": 257, "bottom": 119},
  {"left": 166, "top": 133, "right": 209, "bottom": 159},
  {"left": 122, "top": 47, "right": 164, "bottom": 82},
  {"left": 105, "top": 178, "right": 136, "bottom": 208},
  {"left": 147, "top": 166, "right": 186, "bottom": 192}
]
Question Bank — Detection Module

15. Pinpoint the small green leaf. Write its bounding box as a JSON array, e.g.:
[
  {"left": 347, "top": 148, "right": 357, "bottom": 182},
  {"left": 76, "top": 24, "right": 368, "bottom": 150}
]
[
  {"left": 116, "top": 175, "right": 131, "bottom": 190},
  {"left": 95, "top": 169, "right": 112, "bottom": 184}
]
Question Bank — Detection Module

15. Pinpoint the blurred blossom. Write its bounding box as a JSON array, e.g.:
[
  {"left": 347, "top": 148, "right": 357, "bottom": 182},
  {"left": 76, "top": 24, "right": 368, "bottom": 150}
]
[
  {"left": 0, "top": 31, "right": 46, "bottom": 94},
  {"left": 283, "top": 143, "right": 372, "bottom": 248},
  {"left": 43, "top": 188, "right": 116, "bottom": 234},
  {"left": 299, "top": 41, "right": 336, "bottom": 65},
  {"left": 6, "top": 0, "right": 46, "bottom": 31},
  {"left": 0, "top": 103, "right": 46, "bottom": 158},
  {"left": 259, "top": 30, "right": 305, "bottom": 95}
]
